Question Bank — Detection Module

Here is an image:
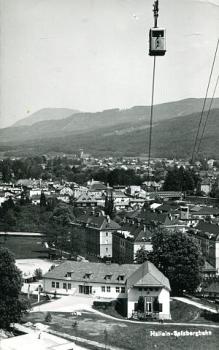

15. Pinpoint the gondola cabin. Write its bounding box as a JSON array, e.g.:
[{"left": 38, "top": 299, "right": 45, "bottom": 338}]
[{"left": 149, "top": 28, "right": 166, "bottom": 56}]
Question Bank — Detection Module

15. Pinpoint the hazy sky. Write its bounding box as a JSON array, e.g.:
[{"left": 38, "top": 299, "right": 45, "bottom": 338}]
[{"left": 0, "top": 0, "right": 219, "bottom": 128}]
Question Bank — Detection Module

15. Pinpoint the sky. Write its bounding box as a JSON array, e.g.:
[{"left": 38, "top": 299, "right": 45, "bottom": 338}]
[{"left": 0, "top": 0, "right": 219, "bottom": 128}]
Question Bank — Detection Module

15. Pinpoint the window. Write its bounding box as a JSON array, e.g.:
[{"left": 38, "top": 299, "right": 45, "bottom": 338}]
[
  {"left": 66, "top": 272, "right": 72, "bottom": 277},
  {"left": 118, "top": 275, "right": 124, "bottom": 281},
  {"left": 107, "top": 286, "right": 111, "bottom": 292},
  {"left": 105, "top": 274, "right": 112, "bottom": 280},
  {"left": 101, "top": 286, "right": 105, "bottom": 292},
  {"left": 52, "top": 281, "right": 55, "bottom": 288},
  {"left": 106, "top": 232, "right": 108, "bottom": 237},
  {"left": 121, "top": 287, "right": 125, "bottom": 294},
  {"left": 116, "top": 287, "right": 120, "bottom": 293},
  {"left": 63, "top": 283, "right": 67, "bottom": 289},
  {"left": 56, "top": 282, "right": 59, "bottom": 289},
  {"left": 68, "top": 283, "right": 71, "bottom": 289},
  {"left": 138, "top": 287, "right": 142, "bottom": 292},
  {"left": 106, "top": 247, "right": 108, "bottom": 253}
]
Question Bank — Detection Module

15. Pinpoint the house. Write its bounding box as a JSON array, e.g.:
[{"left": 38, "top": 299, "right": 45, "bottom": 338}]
[
  {"left": 150, "top": 191, "right": 183, "bottom": 201},
  {"left": 71, "top": 212, "right": 133, "bottom": 263},
  {"left": 202, "top": 281, "right": 219, "bottom": 299},
  {"left": 43, "top": 260, "right": 171, "bottom": 320},
  {"left": 201, "top": 179, "right": 212, "bottom": 195},
  {"left": 118, "top": 221, "right": 153, "bottom": 260},
  {"left": 129, "top": 198, "right": 145, "bottom": 210},
  {"left": 74, "top": 193, "right": 98, "bottom": 207},
  {"left": 188, "top": 222, "right": 219, "bottom": 273},
  {"left": 133, "top": 227, "right": 153, "bottom": 258},
  {"left": 201, "top": 261, "right": 217, "bottom": 279},
  {"left": 111, "top": 190, "right": 130, "bottom": 210},
  {"left": 88, "top": 181, "right": 108, "bottom": 197}
]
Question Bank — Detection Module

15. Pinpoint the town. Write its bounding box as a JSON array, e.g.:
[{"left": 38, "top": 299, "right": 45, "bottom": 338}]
[
  {"left": 1, "top": 0, "right": 219, "bottom": 349},
  {"left": 0, "top": 152, "right": 219, "bottom": 349}
]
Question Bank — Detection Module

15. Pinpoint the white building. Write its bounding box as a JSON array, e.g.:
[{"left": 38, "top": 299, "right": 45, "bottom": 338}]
[{"left": 43, "top": 260, "right": 171, "bottom": 320}]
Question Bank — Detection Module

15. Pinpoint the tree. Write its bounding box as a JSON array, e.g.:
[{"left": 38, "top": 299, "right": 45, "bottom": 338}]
[
  {"left": 40, "top": 191, "right": 47, "bottom": 208},
  {"left": 104, "top": 192, "right": 114, "bottom": 217},
  {"left": 1, "top": 159, "right": 12, "bottom": 182},
  {"left": 34, "top": 268, "right": 43, "bottom": 280},
  {"left": 135, "top": 246, "right": 149, "bottom": 264},
  {"left": 163, "top": 166, "right": 200, "bottom": 193},
  {"left": 0, "top": 248, "right": 29, "bottom": 330},
  {"left": 149, "top": 230, "right": 204, "bottom": 296}
]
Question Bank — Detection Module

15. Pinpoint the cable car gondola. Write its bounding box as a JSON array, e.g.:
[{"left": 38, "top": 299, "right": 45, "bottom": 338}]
[{"left": 149, "top": 27, "right": 166, "bottom": 56}]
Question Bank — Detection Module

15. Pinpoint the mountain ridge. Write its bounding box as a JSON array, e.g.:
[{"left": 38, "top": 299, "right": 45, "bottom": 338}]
[
  {"left": 13, "top": 108, "right": 80, "bottom": 127},
  {"left": 1, "top": 98, "right": 219, "bottom": 159},
  {"left": 1, "top": 98, "right": 219, "bottom": 144}
]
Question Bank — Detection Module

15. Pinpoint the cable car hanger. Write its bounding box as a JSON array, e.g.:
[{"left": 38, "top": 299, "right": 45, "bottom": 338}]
[{"left": 149, "top": 0, "right": 166, "bottom": 56}]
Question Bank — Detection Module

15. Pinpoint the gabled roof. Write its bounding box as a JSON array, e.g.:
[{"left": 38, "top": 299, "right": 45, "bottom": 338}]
[
  {"left": 127, "top": 261, "right": 170, "bottom": 291},
  {"left": 203, "top": 282, "right": 219, "bottom": 293},
  {"left": 76, "top": 193, "right": 97, "bottom": 203},
  {"left": 89, "top": 183, "right": 107, "bottom": 191},
  {"left": 192, "top": 207, "right": 219, "bottom": 216},
  {"left": 74, "top": 214, "right": 121, "bottom": 231},
  {"left": 202, "top": 261, "right": 217, "bottom": 272},
  {"left": 43, "top": 261, "right": 137, "bottom": 284},
  {"left": 101, "top": 219, "right": 121, "bottom": 230},
  {"left": 196, "top": 222, "right": 219, "bottom": 239},
  {"left": 135, "top": 228, "right": 153, "bottom": 243},
  {"left": 43, "top": 260, "right": 170, "bottom": 291}
]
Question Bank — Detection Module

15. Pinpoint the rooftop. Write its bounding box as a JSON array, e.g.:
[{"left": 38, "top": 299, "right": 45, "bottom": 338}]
[{"left": 43, "top": 260, "right": 170, "bottom": 290}]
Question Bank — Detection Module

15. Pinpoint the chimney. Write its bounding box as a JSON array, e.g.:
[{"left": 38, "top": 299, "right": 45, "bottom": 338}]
[{"left": 106, "top": 215, "right": 111, "bottom": 223}]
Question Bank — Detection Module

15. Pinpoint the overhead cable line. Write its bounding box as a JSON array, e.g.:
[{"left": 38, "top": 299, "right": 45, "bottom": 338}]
[
  {"left": 147, "top": 56, "right": 157, "bottom": 179},
  {"left": 191, "top": 38, "right": 219, "bottom": 163},
  {"left": 196, "top": 73, "right": 219, "bottom": 155},
  {"left": 147, "top": 0, "right": 166, "bottom": 180}
]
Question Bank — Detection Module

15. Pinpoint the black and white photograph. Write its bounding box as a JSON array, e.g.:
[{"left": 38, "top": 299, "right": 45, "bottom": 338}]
[{"left": 0, "top": 0, "right": 219, "bottom": 349}]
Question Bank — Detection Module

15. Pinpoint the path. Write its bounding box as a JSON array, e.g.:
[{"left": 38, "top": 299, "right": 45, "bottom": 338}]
[
  {"left": 31, "top": 295, "right": 94, "bottom": 313},
  {"left": 31, "top": 295, "right": 219, "bottom": 328},
  {"left": 14, "top": 323, "right": 124, "bottom": 350},
  {"left": 172, "top": 297, "right": 218, "bottom": 314}
]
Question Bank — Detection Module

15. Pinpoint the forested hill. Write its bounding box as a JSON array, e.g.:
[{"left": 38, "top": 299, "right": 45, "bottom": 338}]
[
  {"left": 13, "top": 108, "right": 80, "bottom": 127},
  {"left": 1, "top": 98, "right": 219, "bottom": 144},
  {"left": 0, "top": 99, "right": 219, "bottom": 159},
  {"left": 32, "top": 108, "right": 219, "bottom": 158}
]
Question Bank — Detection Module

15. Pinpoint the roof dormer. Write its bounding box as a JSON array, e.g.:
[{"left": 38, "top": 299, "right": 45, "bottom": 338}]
[
  {"left": 118, "top": 274, "right": 125, "bottom": 281},
  {"left": 104, "top": 273, "right": 113, "bottom": 280}
]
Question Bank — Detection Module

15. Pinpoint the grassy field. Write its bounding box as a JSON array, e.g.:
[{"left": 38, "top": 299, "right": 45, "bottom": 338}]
[
  {"left": 0, "top": 235, "right": 48, "bottom": 259},
  {"left": 23, "top": 311, "right": 219, "bottom": 350},
  {"left": 94, "top": 299, "right": 218, "bottom": 325}
]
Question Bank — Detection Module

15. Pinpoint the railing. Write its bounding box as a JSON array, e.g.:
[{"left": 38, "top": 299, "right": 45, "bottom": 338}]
[
  {"left": 132, "top": 311, "right": 159, "bottom": 320},
  {"left": 131, "top": 311, "right": 171, "bottom": 321}
]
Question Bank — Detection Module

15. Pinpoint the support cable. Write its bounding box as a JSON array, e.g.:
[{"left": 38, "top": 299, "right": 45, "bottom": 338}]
[
  {"left": 191, "top": 38, "right": 219, "bottom": 163},
  {"left": 196, "top": 73, "right": 219, "bottom": 155},
  {"left": 147, "top": 56, "right": 157, "bottom": 180}
]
